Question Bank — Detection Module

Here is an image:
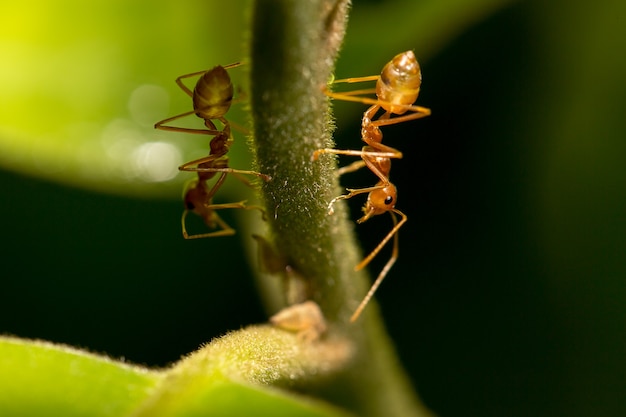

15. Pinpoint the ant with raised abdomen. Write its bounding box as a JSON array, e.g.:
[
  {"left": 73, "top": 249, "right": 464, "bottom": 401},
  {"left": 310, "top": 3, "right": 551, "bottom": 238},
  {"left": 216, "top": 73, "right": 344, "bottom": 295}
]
[
  {"left": 313, "top": 51, "right": 431, "bottom": 322},
  {"left": 155, "top": 62, "right": 270, "bottom": 239}
]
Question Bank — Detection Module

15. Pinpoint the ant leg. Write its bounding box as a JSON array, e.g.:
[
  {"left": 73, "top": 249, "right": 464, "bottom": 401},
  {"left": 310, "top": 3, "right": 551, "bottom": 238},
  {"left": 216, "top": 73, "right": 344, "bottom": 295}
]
[
  {"left": 322, "top": 74, "right": 379, "bottom": 105},
  {"left": 230, "top": 170, "right": 272, "bottom": 185},
  {"left": 182, "top": 200, "right": 262, "bottom": 239},
  {"left": 336, "top": 160, "right": 366, "bottom": 177},
  {"left": 355, "top": 208, "right": 406, "bottom": 270},
  {"left": 181, "top": 204, "right": 238, "bottom": 239},
  {"left": 323, "top": 89, "right": 379, "bottom": 105},
  {"left": 182, "top": 206, "right": 235, "bottom": 239},
  {"left": 179, "top": 133, "right": 271, "bottom": 181},
  {"left": 312, "top": 148, "right": 401, "bottom": 161},
  {"left": 201, "top": 172, "right": 228, "bottom": 201},
  {"left": 182, "top": 207, "right": 236, "bottom": 239},
  {"left": 362, "top": 140, "right": 404, "bottom": 160},
  {"left": 323, "top": 89, "right": 379, "bottom": 108},
  {"left": 359, "top": 99, "right": 431, "bottom": 128},
  {"left": 181, "top": 160, "right": 271, "bottom": 182},
  {"left": 221, "top": 61, "right": 243, "bottom": 70},
  {"left": 155, "top": 111, "right": 223, "bottom": 136},
  {"left": 329, "top": 75, "right": 379, "bottom": 84},
  {"left": 350, "top": 209, "right": 407, "bottom": 322},
  {"left": 325, "top": 87, "right": 377, "bottom": 97},
  {"left": 178, "top": 155, "right": 219, "bottom": 172},
  {"left": 174, "top": 70, "right": 212, "bottom": 97},
  {"left": 203, "top": 173, "right": 267, "bottom": 219},
  {"left": 206, "top": 201, "right": 268, "bottom": 227},
  {"left": 326, "top": 88, "right": 431, "bottom": 120},
  {"left": 370, "top": 106, "right": 431, "bottom": 128},
  {"left": 327, "top": 184, "right": 386, "bottom": 215}
]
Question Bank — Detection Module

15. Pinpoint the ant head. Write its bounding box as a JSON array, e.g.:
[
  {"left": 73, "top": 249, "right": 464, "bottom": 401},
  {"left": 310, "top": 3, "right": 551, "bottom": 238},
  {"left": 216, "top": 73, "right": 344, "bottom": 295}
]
[
  {"left": 183, "top": 180, "right": 206, "bottom": 211},
  {"left": 183, "top": 180, "right": 217, "bottom": 228},
  {"left": 358, "top": 183, "right": 397, "bottom": 223}
]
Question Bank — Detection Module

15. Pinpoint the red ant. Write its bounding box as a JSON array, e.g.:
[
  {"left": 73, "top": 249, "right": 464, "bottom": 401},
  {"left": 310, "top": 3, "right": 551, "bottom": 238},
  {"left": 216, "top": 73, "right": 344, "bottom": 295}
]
[
  {"left": 155, "top": 62, "right": 270, "bottom": 239},
  {"left": 313, "top": 51, "right": 431, "bottom": 321}
]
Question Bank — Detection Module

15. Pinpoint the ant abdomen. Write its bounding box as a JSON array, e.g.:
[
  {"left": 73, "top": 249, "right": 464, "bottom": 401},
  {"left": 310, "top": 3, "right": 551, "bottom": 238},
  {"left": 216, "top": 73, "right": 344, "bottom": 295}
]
[
  {"left": 377, "top": 50, "right": 422, "bottom": 115},
  {"left": 192, "top": 65, "right": 234, "bottom": 121}
]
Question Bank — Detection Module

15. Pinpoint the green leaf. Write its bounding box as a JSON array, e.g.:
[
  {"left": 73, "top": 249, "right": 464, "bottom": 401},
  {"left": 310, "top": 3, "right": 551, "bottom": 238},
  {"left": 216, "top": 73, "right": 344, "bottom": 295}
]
[
  {"left": 1, "top": 327, "right": 356, "bottom": 417},
  {"left": 0, "top": 336, "right": 160, "bottom": 417}
]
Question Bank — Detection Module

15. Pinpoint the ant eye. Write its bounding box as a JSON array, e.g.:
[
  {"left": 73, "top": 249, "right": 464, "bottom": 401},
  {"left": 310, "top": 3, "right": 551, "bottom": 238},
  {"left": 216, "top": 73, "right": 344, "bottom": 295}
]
[{"left": 384, "top": 196, "right": 394, "bottom": 205}]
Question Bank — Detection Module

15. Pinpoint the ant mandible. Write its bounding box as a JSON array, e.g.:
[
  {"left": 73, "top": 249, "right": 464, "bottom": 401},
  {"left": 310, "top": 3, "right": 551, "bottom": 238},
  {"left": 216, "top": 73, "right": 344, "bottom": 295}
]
[
  {"left": 312, "top": 51, "right": 431, "bottom": 322},
  {"left": 155, "top": 62, "right": 270, "bottom": 239}
]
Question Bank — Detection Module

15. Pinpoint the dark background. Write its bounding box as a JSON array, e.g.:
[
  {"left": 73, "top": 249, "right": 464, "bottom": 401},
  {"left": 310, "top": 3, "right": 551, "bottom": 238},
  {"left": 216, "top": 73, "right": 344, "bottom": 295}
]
[{"left": 2, "top": 1, "right": 625, "bottom": 416}]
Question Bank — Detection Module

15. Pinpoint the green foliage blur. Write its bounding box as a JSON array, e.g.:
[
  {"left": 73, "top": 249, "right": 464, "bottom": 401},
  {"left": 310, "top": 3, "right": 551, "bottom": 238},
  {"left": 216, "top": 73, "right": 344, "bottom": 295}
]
[{"left": 1, "top": 1, "right": 624, "bottom": 416}]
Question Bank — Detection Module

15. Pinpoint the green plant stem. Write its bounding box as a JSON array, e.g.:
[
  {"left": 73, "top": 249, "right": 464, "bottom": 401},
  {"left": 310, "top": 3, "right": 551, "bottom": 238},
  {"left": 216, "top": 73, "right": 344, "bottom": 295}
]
[
  {"left": 131, "top": 326, "right": 356, "bottom": 417},
  {"left": 249, "top": 1, "right": 432, "bottom": 416}
]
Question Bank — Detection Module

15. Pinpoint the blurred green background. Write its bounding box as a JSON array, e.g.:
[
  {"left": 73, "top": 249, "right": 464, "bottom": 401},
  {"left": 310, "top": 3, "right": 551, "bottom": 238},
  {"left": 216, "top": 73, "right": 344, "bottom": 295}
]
[{"left": 1, "top": 0, "right": 624, "bottom": 416}]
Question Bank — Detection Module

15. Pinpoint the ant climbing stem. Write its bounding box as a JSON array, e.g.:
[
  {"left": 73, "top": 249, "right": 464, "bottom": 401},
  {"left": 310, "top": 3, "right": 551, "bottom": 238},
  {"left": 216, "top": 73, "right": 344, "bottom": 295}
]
[
  {"left": 155, "top": 61, "right": 270, "bottom": 239},
  {"left": 312, "top": 50, "right": 431, "bottom": 322},
  {"left": 319, "top": 148, "right": 408, "bottom": 323}
]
